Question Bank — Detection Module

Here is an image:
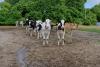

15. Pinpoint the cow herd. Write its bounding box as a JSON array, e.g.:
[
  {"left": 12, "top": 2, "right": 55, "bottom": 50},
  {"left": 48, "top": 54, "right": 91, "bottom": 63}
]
[{"left": 16, "top": 19, "right": 77, "bottom": 45}]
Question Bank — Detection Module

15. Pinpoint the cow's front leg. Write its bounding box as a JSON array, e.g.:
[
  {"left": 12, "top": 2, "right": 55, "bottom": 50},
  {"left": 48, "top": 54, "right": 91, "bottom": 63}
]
[
  {"left": 57, "top": 30, "right": 61, "bottom": 45},
  {"left": 43, "top": 39, "right": 46, "bottom": 45},
  {"left": 42, "top": 30, "right": 46, "bottom": 45},
  {"left": 58, "top": 39, "right": 61, "bottom": 46},
  {"left": 46, "top": 39, "right": 48, "bottom": 45},
  {"left": 70, "top": 30, "right": 73, "bottom": 43},
  {"left": 25, "top": 27, "right": 28, "bottom": 35},
  {"left": 57, "top": 31, "right": 60, "bottom": 39},
  {"left": 21, "top": 24, "right": 24, "bottom": 28},
  {"left": 40, "top": 31, "right": 42, "bottom": 38},
  {"left": 62, "top": 30, "right": 65, "bottom": 45},
  {"left": 33, "top": 28, "right": 37, "bottom": 36},
  {"left": 46, "top": 30, "right": 50, "bottom": 45},
  {"left": 46, "top": 30, "right": 50, "bottom": 40},
  {"left": 28, "top": 28, "right": 33, "bottom": 37},
  {"left": 37, "top": 32, "right": 40, "bottom": 39},
  {"left": 30, "top": 30, "right": 33, "bottom": 37}
]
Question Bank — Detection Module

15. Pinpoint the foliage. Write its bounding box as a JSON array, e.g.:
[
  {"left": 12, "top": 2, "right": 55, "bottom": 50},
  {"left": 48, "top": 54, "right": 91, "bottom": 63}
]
[
  {"left": 91, "top": 4, "right": 100, "bottom": 22},
  {"left": 0, "top": 0, "right": 97, "bottom": 25},
  {"left": 0, "top": 2, "right": 11, "bottom": 22},
  {"left": 83, "top": 10, "right": 97, "bottom": 25},
  {"left": 5, "top": 0, "right": 19, "bottom": 5}
]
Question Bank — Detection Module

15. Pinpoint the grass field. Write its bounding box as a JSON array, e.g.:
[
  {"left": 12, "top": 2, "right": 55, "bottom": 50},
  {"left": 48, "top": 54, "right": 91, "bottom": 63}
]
[{"left": 79, "top": 25, "right": 100, "bottom": 33}]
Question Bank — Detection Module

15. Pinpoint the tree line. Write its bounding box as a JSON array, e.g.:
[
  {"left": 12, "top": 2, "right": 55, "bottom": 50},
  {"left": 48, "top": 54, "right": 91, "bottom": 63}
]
[{"left": 0, "top": 0, "right": 99, "bottom": 25}]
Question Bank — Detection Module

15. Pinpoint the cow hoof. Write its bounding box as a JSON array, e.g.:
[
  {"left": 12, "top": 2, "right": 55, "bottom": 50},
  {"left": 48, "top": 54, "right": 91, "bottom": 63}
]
[
  {"left": 58, "top": 42, "right": 60, "bottom": 46},
  {"left": 62, "top": 43, "right": 65, "bottom": 45},
  {"left": 43, "top": 42, "right": 45, "bottom": 46}
]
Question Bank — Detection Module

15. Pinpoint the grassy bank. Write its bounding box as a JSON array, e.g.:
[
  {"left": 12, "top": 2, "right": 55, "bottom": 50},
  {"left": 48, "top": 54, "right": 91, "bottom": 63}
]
[{"left": 79, "top": 25, "right": 100, "bottom": 33}]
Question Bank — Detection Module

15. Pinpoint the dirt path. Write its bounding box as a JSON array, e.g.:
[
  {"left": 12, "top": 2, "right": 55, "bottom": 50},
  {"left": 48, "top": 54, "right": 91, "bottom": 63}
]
[{"left": 0, "top": 27, "right": 100, "bottom": 67}]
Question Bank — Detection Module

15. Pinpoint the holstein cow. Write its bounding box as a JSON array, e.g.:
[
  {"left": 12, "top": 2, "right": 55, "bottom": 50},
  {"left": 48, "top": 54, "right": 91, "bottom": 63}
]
[
  {"left": 16, "top": 20, "right": 24, "bottom": 28},
  {"left": 57, "top": 20, "right": 65, "bottom": 45},
  {"left": 20, "top": 21, "right": 24, "bottom": 28},
  {"left": 16, "top": 21, "right": 19, "bottom": 28},
  {"left": 25, "top": 19, "right": 29, "bottom": 33},
  {"left": 25, "top": 19, "right": 37, "bottom": 36},
  {"left": 36, "top": 20, "right": 42, "bottom": 39},
  {"left": 41, "top": 19, "right": 51, "bottom": 45}
]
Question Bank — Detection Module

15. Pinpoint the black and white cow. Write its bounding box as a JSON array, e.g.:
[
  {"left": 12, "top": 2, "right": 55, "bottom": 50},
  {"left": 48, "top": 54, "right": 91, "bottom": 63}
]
[
  {"left": 36, "top": 19, "right": 51, "bottom": 45},
  {"left": 41, "top": 19, "right": 51, "bottom": 45},
  {"left": 57, "top": 20, "right": 65, "bottom": 45},
  {"left": 36, "top": 20, "right": 42, "bottom": 39},
  {"left": 16, "top": 21, "right": 24, "bottom": 28},
  {"left": 25, "top": 19, "right": 37, "bottom": 36}
]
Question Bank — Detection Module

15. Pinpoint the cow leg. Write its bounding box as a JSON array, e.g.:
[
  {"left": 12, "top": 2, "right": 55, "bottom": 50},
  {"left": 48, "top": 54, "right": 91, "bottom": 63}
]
[
  {"left": 37, "top": 31, "right": 40, "bottom": 39},
  {"left": 57, "top": 30, "right": 61, "bottom": 45},
  {"left": 46, "top": 39, "right": 48, "bottom": 45},
  {"left": 22, "top": 24, "right": 24, "bottom": 28},
  {"left": 30, "top": 30, "right": 33, "bottom": 37},
  {"left": 42, "top": 30, "right": 46, "bottom": 45},
  {"left": 43, "top": 39, "right": 46, "bottom": 45},
  {"left": 62, "top": 30, "right": 65, "bottom": 45},
  {"left": 33, "top": 28, "right": 36, "bottom": 36},
  {"left": 26, "top": 26, "right": 28, "bottom": 35},
  {"left": 46, "top": 30, "right": 50, "bottom": 45},
  {"left": 27, "top": 28, "right": 30, "bottom": 35},
  {"left": 28, "top": 28, "right": 32, "bottom": 37},
  {"left": 46, "top": 30, "right": 50, "bottom": 39},
  {"left": 62, "top": 39, "right": 65, "bottom": 45},
  {"left": 70, "top": 30, "right": 73, "bottom": 43},
  {"left": 40, "top": 31, "right": 42, "bottom": 38},
  {"left": 58, "top": 39, "right": 61, "bottom": 46},
  {"left": 57, "top": 30, "right": 60, "bottom": 39},
  {"left": 16, "top": 22, "right": 18, "bottom": 28}
]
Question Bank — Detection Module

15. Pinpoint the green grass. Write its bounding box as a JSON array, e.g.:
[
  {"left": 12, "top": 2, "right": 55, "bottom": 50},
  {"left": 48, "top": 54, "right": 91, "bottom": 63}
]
[
  {"left": 80, "top": 28, "right": 100, "bottom": 33},
  {"left": 96, "top": 41, "right": 100, "bottom": 45},
  {"left": 79, "top": 25, "right": 100, "bottom": 33}
]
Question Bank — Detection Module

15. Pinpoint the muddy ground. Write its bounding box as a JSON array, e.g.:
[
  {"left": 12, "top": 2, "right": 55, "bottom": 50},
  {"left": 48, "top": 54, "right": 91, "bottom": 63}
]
[{"left": 0, "top": 26, "right": 100, "bottom": 67}]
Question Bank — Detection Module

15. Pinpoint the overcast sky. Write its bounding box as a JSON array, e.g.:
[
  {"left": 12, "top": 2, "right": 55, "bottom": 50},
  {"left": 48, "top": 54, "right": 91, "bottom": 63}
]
[
  {"left": 0, "top": 0, "right": 100, "bottom": 9},
  {"left": 84, "top": 0, "right": 100, "bottom": 9},
  {"left": 0, "top": 0, "right": 4, "bottom": 2}
]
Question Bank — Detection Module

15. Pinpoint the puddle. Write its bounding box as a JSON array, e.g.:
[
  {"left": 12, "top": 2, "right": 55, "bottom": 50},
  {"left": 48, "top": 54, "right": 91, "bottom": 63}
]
[{"left": 16, "top": 47, "right": 28, "bottom": 67}]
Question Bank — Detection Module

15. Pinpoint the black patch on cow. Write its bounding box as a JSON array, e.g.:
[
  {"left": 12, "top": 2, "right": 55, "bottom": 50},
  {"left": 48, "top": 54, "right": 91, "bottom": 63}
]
[
  {"left": 30, "top": 20, "right": 36, "bottom": 29},
  {"left": 58, "top": 22, "right": 64, "bottom": 31},
  {"left": 37, "top": 24, "right": 42, "bottom": 31},
  {"left": 25, "top": 20, "right": 29, "bottom": 26}
]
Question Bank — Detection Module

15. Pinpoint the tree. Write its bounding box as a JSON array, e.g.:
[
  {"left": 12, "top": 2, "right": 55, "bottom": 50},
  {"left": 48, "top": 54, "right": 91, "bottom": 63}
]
[
  {"left": 83, "top": 10, "right": 97, "bottom": 25},
  {"left": 91, "top": 4, "right": 100, "bottom": 22},
  {"left": 5, "top": 0, "right": 19, "bottom": 5},
  {"left": 0, "top": 2, "right": 11, "bottom": 22},
  {"left": 0, "top": 0, "right": 97, "bottom": 25}
]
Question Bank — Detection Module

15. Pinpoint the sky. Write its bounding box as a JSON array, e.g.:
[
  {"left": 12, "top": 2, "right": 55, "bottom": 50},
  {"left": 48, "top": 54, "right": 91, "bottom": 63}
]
[
  {"left": 84, "top": 0, "right": 100, "bottom": 9},
  {"left": 0, "top": 0, "right": 4, "bottom": 2},
  {"left": 0, "top": 0, "right": 100, "bottom": 9}
]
